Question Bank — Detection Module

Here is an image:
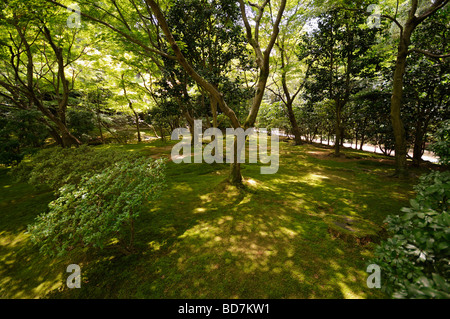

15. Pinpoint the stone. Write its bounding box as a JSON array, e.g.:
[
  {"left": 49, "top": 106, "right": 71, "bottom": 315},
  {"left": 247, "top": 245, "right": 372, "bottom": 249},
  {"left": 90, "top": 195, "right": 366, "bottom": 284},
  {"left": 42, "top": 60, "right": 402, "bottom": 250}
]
[{"left": 324, "top": 214, "right": 386, "bottom": 245}]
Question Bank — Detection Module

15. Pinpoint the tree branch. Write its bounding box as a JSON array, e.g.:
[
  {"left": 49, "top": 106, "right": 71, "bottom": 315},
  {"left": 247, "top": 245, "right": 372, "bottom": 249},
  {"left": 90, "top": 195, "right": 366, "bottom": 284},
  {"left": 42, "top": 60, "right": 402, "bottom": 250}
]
[
  {"left": 46, "top": 0, "right": 177, "bottom": 61},
  {"left": 414, "top": 0, "right": 449, "bottom": 25},
  {"left": 408, "top": 48, "right": 450, "bottom": 59},
  {"left": 264, "top": 0, "right": 287, "bottom": 61},
  {"left": 335, "top": 6, "right": 404, "bottom": 33},
  {"left": 238, "top": 0, "right": 263, "bottom": 64},
  {"left": 145, "top": 0, "right": 241, "bottom": 129}
]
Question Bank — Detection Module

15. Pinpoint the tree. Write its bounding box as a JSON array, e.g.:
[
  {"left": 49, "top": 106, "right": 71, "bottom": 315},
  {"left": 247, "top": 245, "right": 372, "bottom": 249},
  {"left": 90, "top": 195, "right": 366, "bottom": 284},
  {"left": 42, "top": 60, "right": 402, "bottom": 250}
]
[
  {"left": 166, "top": 0, "right": 252, "bottom": 129},
  {"left": 301, "top": 6, "right": 380, "bottom": 156},
  {"left": 238, "top": 0, "right": 287, "bottom": 130},
  {"left": 120, "top": 73, "right": 142, "bottom": 142},
  {"left": 383, "top": 0, "right": 449, "bottom": 176},
  {"left": 401, "top": 8, "right": 450, "bottom": 166},
  {"left": 0, "top": 0, "right": 92, "bottom": 147},
  {"left": 82, "top": 75, "right": 114, "bottom": 144},
  {"left": 267, "top": 4, "right": 313, "bottom": 145},
  {"left": 48, "top": 0, "right": 286, "bottom": 185},
  {"left": 333, "top": 0, "right": 449, "bottom": 174}
]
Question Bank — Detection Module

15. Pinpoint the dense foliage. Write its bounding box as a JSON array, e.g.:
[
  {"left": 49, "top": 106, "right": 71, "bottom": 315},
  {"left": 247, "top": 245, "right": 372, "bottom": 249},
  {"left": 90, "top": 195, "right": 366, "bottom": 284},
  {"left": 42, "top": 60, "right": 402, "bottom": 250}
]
[
  {"left": 66, "top": 109, "right": 96, "bottom": 143},
  {"left": 373, "top": 128, "right": 450, "bottom": 298},
  {"left": 373, "top": 171, "right": 450, "bottom": 298},
  {"left": 27, "top": 156, "right": 166, "bottom": 256},
  {"left": 431, "top": 120, "right": 450, "bottom": 166},
  {"left": 0, "top": 109, "right": 48, "bottom": 165},
  {"left": 12, "top": 145, "right": 146, "bottom": 191}
]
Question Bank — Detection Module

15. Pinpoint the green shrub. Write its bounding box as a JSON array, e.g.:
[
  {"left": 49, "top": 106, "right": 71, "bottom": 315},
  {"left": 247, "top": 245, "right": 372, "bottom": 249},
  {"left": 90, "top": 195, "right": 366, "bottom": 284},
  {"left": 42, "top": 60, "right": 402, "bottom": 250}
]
[
  {"left": 372, "top": 170, "right": 450, "bottom": 298},
  {"left": 67, "top": 108, "right": 96, "bottom": 142},
  {"left": 0, "top": 109, "right": 48, "bottom": 165},
  {"left": 27, "top": 157, "right": 166, "bottom": 256},
  {"left": 430, "top": 120, "right": 450, "bottom": 165},
  {"left": 111, "top": 128, "right": 135, "bottom": 144},
  {"left": 12, "top": 145, "right": 145, "bottom": 191},
  {"left": 102, "top": 114, "right": 135, "bottom": 144},
  {"left": 0, "top": 139, "right": 22, "bottom": 165}
]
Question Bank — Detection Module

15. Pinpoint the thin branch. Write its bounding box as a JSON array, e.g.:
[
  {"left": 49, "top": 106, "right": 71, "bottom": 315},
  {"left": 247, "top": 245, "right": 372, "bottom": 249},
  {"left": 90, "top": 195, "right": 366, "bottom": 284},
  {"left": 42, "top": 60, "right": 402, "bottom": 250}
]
[
  {"left": 415, "top": 0, "right": 449, "bottom": 25},
  {"left": 46, "top": 0, "right": 177, "bottom": 61},
  {"left": 264, "top": 0, "right": 287, "bottom": 61},
  {"left": 291, "top": 60, "right": 314, "bottom": 102},
  {"left": 111, "top": 0, "right": 132, "bottom": 31},
  {"left": 408, "top": 48, "right": 450, "bottom": 59},
  {"left": 238, "top": 0, "right": 263, "bottom": 63},
  {"left": 145, "top": 0, "right": 241, "bottom": 129},
  {"left": 335, "top": 6, "right": 404, "bottom": 33}
]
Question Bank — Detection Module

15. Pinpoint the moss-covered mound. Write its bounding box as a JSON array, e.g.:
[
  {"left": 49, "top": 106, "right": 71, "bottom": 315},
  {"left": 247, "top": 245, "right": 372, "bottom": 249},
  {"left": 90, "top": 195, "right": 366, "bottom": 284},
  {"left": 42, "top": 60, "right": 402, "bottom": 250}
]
[{"left": 324, "top": 214, "right": 386, "bottom": 245}]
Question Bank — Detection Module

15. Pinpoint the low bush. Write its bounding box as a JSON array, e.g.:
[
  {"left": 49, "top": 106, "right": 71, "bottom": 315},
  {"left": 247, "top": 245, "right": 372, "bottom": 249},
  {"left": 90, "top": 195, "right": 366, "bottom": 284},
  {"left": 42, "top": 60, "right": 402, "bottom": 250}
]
[
  {"left": 67, "top": 108, "right": 96, "bottom": 143},
  {"left": 0, "top": 109, "right": 48, "bottom": 165},
  {"left": 12, "top": 145, "right": 145, "bottom": 191},
  {"left": 27, "top": 157, "right": 166, "bottom": 256},
  {"left": 372, "top": 170, "right": 450, "bottom": 298}
]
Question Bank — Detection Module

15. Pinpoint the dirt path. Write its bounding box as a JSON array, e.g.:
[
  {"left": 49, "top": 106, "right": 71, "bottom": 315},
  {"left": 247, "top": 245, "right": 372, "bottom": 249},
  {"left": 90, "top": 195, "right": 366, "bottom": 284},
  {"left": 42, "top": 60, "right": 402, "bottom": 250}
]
[{"left": 275, "top": 132, "right": 439, "bottom": 163}]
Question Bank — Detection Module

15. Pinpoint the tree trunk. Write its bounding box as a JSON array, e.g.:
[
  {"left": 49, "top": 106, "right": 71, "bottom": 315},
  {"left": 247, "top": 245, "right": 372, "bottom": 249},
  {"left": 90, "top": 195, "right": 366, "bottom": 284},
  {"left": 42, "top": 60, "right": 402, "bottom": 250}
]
[
  {"left": 210, "top": 96, "right": 219, "bottom": 155},
  {"left": 334, "top": 102, "right": 342, "bottom": 156},
  {"left": 390, "top": 21, "right": 417, "bottom": 177},
  {"left": 230, "top": 136, "right": 242, "bottom": 185},
  {"left": 412, "top": 125, "right": 425, "bottom": 167},
  {"left": 285, "top": 101, "right": 302, "bottom": 145},
  {"left": 390, "top": 54, "right": 409, "bottom": 176},
  {"left": 312, "top": 127, "right": 318, "bottom": 143},
  {"left": 96, "top": 107, "right": 105, "bottom": 143},
  {"left": 128, "top": 106, "right": 141, "bottom": 143},
  {"left": 149, "top": 0, "right": 286, "bottom": 186},
  {"left": 60, "top": 129, "right": 81, "bottom": 148},
  {"left": 244, "top": 70, "right": 269, "bottom": 128},
  {"left": 181, "top": 107, "right": 195, "bottom": 138},
  {"left": 147, "top": 123, "right": 160, "bottom": 139},
  {"left": 135, "top": 113, "right": 141, "bottom": 142},
  {"left": 48, "top": 127, "right": 63, "bottom": 146},
  {"left": 159, "top": 127, "right": 165, "bottom": 141}
]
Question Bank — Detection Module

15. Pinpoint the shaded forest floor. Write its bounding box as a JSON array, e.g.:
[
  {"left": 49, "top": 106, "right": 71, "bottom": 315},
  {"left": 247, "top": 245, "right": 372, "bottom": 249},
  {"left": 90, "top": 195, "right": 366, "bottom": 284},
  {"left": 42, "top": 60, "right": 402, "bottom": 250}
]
[{"left": 0, "top": 138, "right": 437, "bottom": 298}]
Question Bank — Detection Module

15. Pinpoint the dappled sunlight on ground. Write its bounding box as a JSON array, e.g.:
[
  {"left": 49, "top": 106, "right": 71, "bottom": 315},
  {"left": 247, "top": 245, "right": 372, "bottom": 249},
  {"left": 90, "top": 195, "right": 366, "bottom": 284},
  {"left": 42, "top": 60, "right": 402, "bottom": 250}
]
[
  {"left": 141, "top": 173, "right": 386, "bottom": 298},
  {"left": 0, "top": 139, "right": 427, "bottom": 298}
]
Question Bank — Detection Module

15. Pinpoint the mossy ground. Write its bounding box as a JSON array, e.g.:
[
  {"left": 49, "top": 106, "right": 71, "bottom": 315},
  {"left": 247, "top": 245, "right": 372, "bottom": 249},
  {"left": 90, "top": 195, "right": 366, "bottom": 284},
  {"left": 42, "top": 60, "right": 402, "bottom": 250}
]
[
  {"left": 0, "top": 138, "right": 434, "bottom": 299},
  {"left": 324, "top": 214, "right": 386, "bottom": 245}
]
